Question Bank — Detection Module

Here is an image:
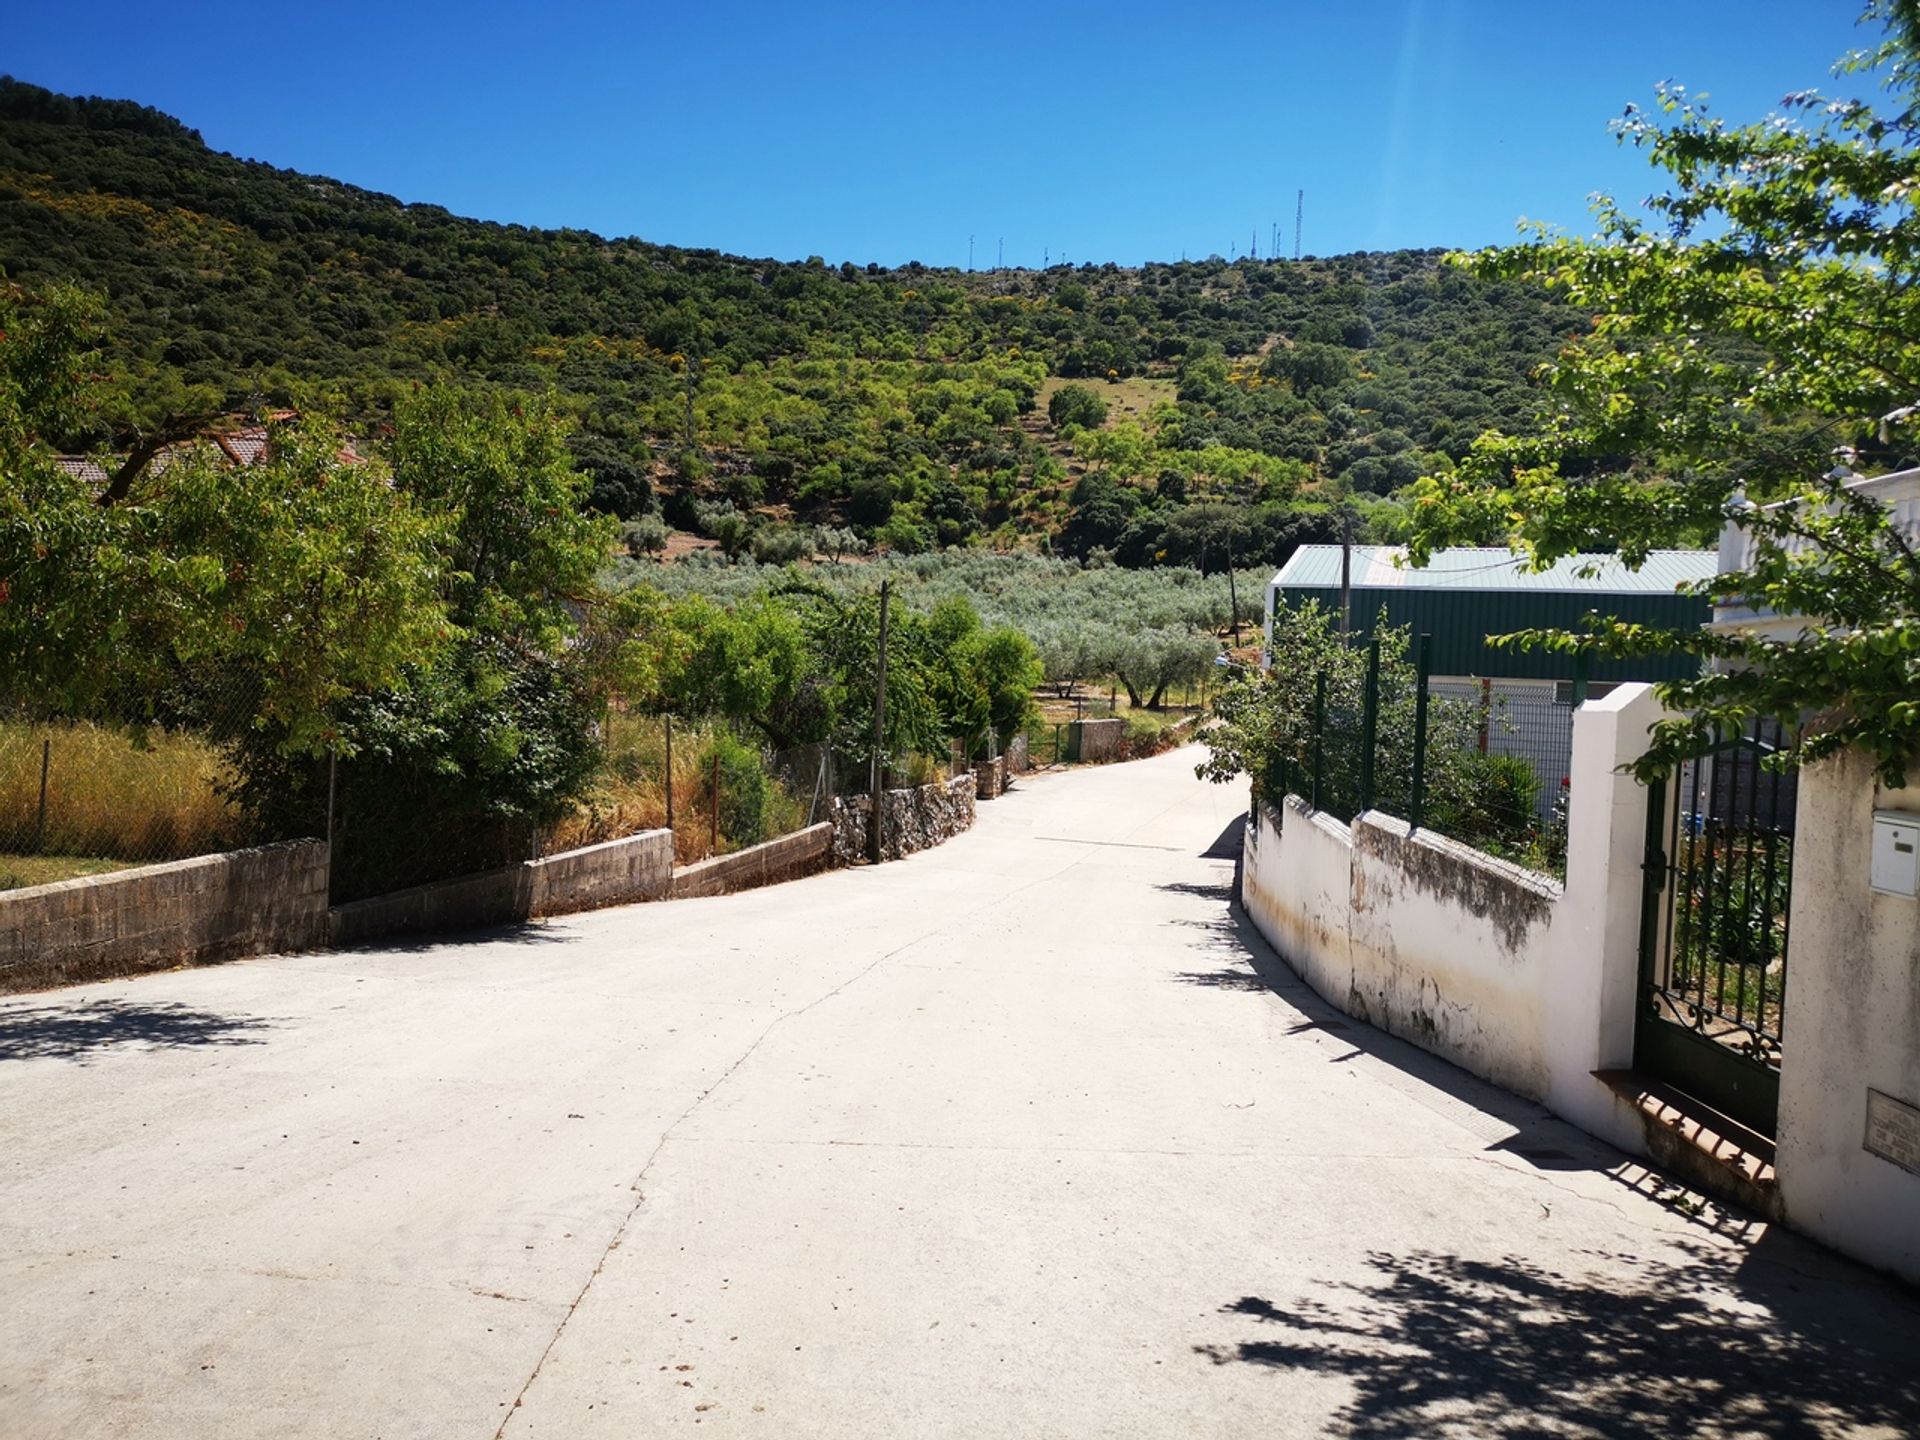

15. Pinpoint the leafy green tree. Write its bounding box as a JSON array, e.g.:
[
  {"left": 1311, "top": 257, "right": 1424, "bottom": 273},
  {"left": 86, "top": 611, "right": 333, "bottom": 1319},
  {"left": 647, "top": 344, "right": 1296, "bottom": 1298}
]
[
  {"left": 1101, "top": 626, "right": 1218, "bottom": 709},
  {"left": 1197, "top": 603, "right": 1536, "bottom": 851},
  {"left": 621, "top": 515, "right": 670, "bottom": 559},
  {"left": 922, "top": 597, "right": 1040, "bottom": 754},
  {"left": 0, "top": 282, "right": 447, "bottom": 754},
  {"left": 1409, "top": 1, "right": 1920, "bottom": 783},
  {"left": 1047, "top": 384, "right": 1109, "bottom": 431},
  {"left": 390, "top": 386, "right": 614, "bottom": 648}
]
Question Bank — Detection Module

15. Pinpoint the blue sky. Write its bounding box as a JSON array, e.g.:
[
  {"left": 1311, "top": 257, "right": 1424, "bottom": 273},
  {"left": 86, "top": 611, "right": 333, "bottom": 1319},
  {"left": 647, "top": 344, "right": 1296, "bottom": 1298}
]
[{"left": 2, "top": 1, "right": 1872, "bottom": 267}]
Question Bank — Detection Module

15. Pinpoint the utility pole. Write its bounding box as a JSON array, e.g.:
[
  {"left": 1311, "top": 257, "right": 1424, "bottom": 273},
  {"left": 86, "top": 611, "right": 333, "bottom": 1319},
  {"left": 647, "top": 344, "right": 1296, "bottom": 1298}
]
[
  {"left": 968, "top": 234, "right": 974, "bottom": 272},
  {"left": 868, "top": 580, "right": 892, "bottom": 865},
  {"left": 1226, "top": 525, "right": 1240, "bottom": 643},
  {"left": 1339, "top": 509, "right": 1354, "bottom": 634},
  {"left": 997, "top": 237, "right": 1003, "bottom": 271},
  {"left": 1294, "top": 189, "right": 1304, "bottom": 261}
]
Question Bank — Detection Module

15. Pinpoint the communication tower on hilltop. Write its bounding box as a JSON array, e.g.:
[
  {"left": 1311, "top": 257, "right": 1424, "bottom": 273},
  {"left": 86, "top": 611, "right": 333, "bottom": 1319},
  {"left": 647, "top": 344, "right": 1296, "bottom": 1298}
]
[{"left": 1294, "top": 190, "right": 1304, "bottom": 261}]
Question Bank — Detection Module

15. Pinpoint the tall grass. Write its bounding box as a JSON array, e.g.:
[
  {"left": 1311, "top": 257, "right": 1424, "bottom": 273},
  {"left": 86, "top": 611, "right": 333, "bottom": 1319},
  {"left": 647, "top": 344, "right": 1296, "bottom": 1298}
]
[
  {"left": 0, "top": 721, "right": 242, "bottom": 863},
  {"left": 546, "top": 713, "right": 810, "bottom": 864}
]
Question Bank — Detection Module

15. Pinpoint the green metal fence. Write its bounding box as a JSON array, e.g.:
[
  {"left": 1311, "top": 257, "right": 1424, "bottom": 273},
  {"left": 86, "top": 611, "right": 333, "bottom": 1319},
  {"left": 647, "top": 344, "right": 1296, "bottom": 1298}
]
[{"left": 1272, "top": 633, "right": 1580, "bottom": 875}]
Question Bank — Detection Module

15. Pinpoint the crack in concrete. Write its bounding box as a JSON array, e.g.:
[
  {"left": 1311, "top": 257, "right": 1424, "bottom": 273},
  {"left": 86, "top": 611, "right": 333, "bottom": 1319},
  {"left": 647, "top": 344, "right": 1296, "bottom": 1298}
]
[
  {"left": 488, "top": 852, "right": 1086, "bottom": 1438},
  {"left": 490, "top": 797, "right": 1230, "bottom": 1434}
]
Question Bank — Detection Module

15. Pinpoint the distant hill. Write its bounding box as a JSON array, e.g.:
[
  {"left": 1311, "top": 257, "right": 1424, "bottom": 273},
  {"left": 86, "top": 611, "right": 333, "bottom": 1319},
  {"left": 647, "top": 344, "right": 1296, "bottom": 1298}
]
[{"left": 0, "top": 76, "right": 1580, "bottom": 560}]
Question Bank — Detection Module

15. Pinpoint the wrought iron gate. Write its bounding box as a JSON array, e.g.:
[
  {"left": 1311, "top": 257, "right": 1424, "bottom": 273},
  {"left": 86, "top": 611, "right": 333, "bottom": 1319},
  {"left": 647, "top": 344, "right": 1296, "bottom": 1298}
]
[{"left": 1635, "top": 720, "right": 1796, "bottom": 1136}]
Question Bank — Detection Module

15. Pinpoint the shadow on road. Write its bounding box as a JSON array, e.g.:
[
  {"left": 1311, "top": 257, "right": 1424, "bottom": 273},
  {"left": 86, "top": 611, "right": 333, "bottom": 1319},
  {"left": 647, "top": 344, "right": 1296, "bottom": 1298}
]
[
  {"left": 1165, "top": 802, "right": 1920, "bottom": 1428},
  {"left": 1163, "top": 834, "right": 1785, "bottom": 1230},
  {"left": 337, "top": 921, "right": 576, "bottom": 955},
  {"left": 1200, "top": 816, "right": 1245, "bottom": 861},
  {"left": 1171, "top": 965, "right": 1272, "bottom": 991},
  {"left": 0, "top": 998, "right": 275, "bottom": 1063},
  {"left": 1194, "top": 1241, "right": 1920, "bottom": 1438}
]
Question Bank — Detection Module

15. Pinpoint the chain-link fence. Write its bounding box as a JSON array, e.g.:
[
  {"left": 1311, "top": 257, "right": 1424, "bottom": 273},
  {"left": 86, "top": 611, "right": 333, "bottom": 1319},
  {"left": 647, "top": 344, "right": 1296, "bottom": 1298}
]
[
  {"left": 3, "top": 662, "right": 1015, "bottom": 902},
  {"left": 1271, "top": 635, "right": 1580, "bottom": 876},
  {"left": 0, "top": 671, "right": 321, "bottom": 892}
]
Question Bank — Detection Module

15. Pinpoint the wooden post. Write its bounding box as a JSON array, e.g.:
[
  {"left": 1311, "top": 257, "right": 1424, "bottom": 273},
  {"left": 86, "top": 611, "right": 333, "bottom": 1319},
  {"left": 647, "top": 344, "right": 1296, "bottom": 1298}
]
[
  {"left": 33, "top": 736, "right": 50, "bottom": 855},
  {"left": 869, "top": 580, "right": 891, "bottom": 864},
  {"left": 709, "top": 751, "right": 720, "bottom": 857},
  {"left": 664, "top": 715, "right": 675, "bottom": 834},
  {"left": 325, "top": 748, "right": 337, "bottom": 866}
]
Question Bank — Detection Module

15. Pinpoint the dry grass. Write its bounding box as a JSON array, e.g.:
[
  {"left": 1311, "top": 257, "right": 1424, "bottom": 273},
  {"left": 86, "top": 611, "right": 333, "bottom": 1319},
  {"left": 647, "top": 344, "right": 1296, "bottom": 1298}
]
[
  {"left": 0, "top": 722, "right": 243, "bottom": 866},
  {"left": 1032, "top": 375, "right": 1176, "bottom": 430},
  {"left": 0, "top": 853, "right": 141, "bottom": 892},
  {"left": 546, "top": 713, "right": 810, "bottom": 865}
]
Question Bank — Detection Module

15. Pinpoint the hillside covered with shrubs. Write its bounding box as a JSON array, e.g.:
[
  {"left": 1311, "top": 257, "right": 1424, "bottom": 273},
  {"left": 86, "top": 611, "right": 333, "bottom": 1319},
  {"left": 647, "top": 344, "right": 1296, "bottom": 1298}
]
[{"left": 0, "top": 77, "right": 1581, "bottom": 566}]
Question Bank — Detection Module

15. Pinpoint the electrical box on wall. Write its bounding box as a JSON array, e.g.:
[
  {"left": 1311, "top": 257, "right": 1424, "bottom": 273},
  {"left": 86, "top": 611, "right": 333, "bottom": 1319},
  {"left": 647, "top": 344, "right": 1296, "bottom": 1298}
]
[{"left": 1871, "top": 811, "right": 1920, "bottom": 897}]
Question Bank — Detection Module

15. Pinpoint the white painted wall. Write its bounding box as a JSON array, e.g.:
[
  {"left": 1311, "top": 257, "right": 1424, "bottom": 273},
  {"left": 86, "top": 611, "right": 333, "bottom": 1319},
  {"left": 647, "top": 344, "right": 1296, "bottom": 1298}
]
[
  {"left": 1775, "top": 751, "right": 1920, "bottom": 1283},
  {"left": 1546, "top": 684, "right": 1669, "bottom": 1155},
  {"left": 1241, "top": 797, "right": 1352, "bottom": 1006},
  {"left": 1346, "top": 812, "right": 1560, "bottom": 1099},
  {"left": 1240, "top": 685, "right": 1661, "bottom": 1145},
  {"left": 1241, "top": 680, "right": 1920, "bottom": 1279}
]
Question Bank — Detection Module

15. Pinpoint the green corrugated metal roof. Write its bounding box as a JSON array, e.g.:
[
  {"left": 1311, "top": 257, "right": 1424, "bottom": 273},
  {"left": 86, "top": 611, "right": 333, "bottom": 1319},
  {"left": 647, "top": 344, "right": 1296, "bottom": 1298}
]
[
  {"left": 1267, "top": 546, "right": 1715, "bottom": 683},
  {"left": 1270, "top": 546, "right": 1717, "bottom": 595}
]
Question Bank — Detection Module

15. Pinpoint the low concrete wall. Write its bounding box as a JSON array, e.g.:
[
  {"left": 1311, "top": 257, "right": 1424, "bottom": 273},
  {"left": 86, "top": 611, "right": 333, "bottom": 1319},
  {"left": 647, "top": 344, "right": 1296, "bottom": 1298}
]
[
  {"left": 832, "top": 775, "right": 976, "bottom": 863},
  {"left": 1240, "top": 684, "right": 1920, "bottom": 1280},
  {"left": 671, "top": 824, "right": 834, "bottom": 899},
  {"left": 1350, "top": 814, "right": 1561, "bottom": 1100},
  {"left": 1, "top": 839, "right": 329, "bottom": 991},
  {"left": 1067, "top": 717, "right": 1125, "bottom": 762},
  {"left": 534, "top": 831, "right": 675, "bottom": 915},
  {"left": 1775, "top": 751, "right": 1920, "bottom": 1283},
  {"left": 1244, "top": 799, "right": 1562, "bottom": 1102},
  {"left": 330, "top": 828, "right": 672, "bottom": 947},
  {"left": 1240, "top": 684, "right": 1667, "bottom": 1154},
  {"left": 1242, "top": 798, "right": 1354, "bottom": 1008}
]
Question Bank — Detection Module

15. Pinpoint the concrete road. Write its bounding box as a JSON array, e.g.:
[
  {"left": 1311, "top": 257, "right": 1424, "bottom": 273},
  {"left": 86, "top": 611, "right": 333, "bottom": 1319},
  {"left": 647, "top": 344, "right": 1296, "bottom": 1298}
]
[{"left": 3, "top": 747, "right": 1916, "bottom": 1439}]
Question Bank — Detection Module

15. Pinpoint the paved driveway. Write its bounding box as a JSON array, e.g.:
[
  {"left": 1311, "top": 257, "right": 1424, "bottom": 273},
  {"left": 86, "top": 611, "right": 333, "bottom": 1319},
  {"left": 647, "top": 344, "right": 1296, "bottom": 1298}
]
[{"left": 3, "top": 747, "right": 1916, "bottom": 1438}]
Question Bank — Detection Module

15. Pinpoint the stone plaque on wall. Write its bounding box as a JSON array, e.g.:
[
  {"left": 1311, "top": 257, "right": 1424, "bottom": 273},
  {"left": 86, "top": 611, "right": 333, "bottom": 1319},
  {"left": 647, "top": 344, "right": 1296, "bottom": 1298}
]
[{"left": 1864, "top": 1089, "right": 1920, "bottom": 1176}]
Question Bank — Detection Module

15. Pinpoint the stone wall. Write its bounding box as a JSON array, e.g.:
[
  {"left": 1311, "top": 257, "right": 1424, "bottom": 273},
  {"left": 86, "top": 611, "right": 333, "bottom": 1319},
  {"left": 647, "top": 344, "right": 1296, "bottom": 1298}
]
[
  {"left": 832, "top": 774, "right": 977, "bottom": 863},
  {"left": 330, "top": 828, "right": 672, "bottom": 947},
  {"left": 1165, "top": 714, "right": 1200, "bottom": 745},
  {"left": 1006, "top": 733, "right": 1030, "bottom": 774},
  {"left": 0, "top": 839, "right": 329, "bottom": 992},
  {"left": 973, "top": 755, "right": 1008, "bottom": 800},
  {"left": 671, "top": 824, "right": 834, "bottom": 899},
  {"left": 1067, "top": 717, "right": 1126, "bottom": 762}
]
